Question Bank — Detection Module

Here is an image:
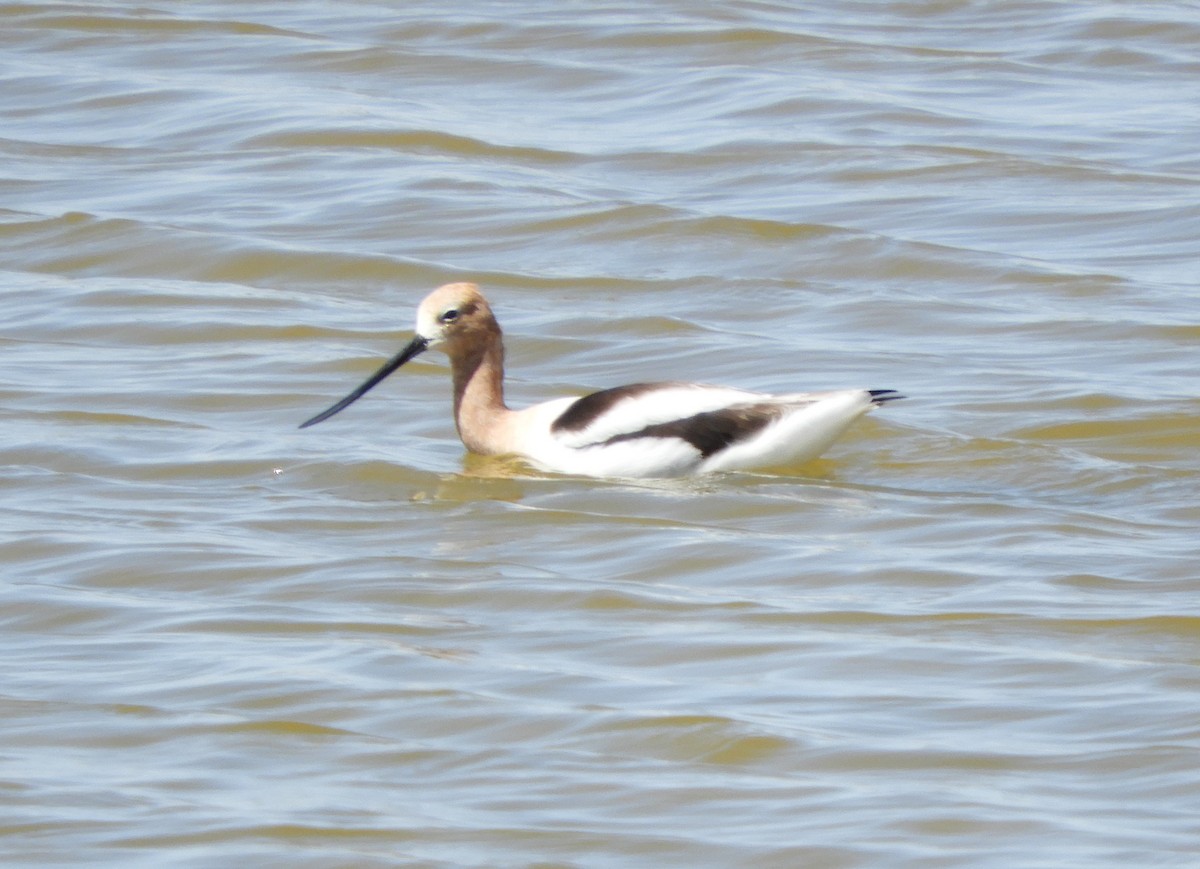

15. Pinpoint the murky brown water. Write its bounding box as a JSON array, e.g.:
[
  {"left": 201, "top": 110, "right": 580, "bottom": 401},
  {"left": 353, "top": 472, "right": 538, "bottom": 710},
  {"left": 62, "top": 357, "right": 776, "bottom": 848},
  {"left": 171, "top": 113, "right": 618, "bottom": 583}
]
[{"left": 3, "top": 2, "right": 1199, "bottom": 866}]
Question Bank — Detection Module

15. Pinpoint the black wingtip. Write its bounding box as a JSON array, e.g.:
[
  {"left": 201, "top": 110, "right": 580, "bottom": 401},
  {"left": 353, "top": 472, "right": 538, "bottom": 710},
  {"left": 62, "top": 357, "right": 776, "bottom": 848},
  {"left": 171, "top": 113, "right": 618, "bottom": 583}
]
[{"left": 868, "top": 389, "right": 906, "bottom": 405}]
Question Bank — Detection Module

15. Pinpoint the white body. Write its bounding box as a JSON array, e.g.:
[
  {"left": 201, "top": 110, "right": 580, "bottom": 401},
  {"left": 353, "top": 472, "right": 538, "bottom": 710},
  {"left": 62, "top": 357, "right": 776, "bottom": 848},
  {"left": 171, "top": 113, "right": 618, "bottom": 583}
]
[{"left": 509, "top": 386, "right": 880, "bottom": 478}]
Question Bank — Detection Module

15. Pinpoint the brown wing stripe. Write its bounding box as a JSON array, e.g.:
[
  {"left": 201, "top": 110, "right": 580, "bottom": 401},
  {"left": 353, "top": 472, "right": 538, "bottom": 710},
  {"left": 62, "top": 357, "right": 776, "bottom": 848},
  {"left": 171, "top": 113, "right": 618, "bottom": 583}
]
[
  {"left": 598, "top": 403, "right": 784, "bottom": 458},
  {"left": 550, "top": 382, "right": 687, "bottom": 433}
]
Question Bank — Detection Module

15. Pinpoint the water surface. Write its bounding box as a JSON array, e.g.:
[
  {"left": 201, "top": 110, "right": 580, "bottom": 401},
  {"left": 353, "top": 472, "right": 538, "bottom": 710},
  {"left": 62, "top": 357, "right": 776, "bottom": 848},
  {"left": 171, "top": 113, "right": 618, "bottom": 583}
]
[{"left": 2, "top": 2, "right": 1199, "bottom": 866}]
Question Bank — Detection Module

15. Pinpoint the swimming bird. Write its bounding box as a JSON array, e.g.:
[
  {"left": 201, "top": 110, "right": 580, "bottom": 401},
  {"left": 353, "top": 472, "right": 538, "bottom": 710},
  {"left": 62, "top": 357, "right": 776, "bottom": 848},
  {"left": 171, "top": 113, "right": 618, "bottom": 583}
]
[{"left": 300, "top": 283, "right": 902, "bottom": 478}]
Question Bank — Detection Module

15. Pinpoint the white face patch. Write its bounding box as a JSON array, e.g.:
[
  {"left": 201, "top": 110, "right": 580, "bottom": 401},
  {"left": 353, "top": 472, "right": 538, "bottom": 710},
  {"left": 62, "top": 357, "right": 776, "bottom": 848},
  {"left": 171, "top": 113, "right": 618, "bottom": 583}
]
[{"left": 415, "top": 304, "right": 448, "bottom": 346}]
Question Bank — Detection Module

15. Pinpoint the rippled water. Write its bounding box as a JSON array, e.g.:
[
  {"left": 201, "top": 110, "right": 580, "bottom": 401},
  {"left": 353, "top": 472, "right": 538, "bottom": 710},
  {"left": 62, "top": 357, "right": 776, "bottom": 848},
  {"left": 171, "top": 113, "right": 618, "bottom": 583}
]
[{"left": 3, "top": 2, "right": 1199, "bottom": 866}]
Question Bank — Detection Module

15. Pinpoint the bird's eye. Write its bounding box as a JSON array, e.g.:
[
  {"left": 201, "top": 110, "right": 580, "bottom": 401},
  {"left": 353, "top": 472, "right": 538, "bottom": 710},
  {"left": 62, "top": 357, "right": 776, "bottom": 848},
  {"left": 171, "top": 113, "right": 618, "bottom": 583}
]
[{"left": 440, "top": 309, "right": 460, "bottom": 323}]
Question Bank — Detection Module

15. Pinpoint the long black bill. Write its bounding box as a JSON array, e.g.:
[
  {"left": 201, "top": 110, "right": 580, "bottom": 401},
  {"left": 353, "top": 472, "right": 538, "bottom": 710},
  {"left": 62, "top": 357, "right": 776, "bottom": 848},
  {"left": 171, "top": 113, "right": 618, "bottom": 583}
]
[{"left": 299, "top": 335, "right": 429, "bottom": 429}]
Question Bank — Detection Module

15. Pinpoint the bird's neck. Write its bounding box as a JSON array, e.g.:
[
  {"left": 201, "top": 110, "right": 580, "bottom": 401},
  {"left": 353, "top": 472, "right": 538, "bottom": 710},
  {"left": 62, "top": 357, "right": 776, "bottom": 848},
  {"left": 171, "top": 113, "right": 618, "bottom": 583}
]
[{"left": 451, "top": 336, "right": 513, "bottom": 455}]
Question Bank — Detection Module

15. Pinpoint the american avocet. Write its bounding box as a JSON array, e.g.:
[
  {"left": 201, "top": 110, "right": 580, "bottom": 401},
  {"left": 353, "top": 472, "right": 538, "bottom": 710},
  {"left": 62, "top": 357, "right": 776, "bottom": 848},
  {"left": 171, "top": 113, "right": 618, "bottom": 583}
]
[{"left": 300, "top": 283, "right": 902, "bottom": 478}]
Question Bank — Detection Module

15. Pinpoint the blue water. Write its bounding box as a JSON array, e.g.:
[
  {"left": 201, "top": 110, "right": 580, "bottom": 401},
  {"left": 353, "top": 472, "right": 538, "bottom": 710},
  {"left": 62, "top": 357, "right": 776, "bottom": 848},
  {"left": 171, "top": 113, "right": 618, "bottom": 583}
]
[{"left": 2, "top": 2, "right": 1199, "bottom": 866}]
